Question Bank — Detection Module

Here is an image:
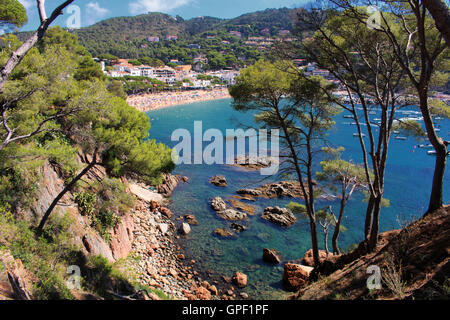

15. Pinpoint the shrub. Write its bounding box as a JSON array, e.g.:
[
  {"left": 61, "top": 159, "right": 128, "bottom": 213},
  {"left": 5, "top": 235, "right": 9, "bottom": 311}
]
[{"left": 73, "top": 191, "right": 97, "bottom": 216}]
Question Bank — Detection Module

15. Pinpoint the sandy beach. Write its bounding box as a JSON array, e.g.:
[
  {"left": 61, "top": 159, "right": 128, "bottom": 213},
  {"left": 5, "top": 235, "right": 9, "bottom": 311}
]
[{"left": 127, "top": 88, "right": 231, "bottom": 111}]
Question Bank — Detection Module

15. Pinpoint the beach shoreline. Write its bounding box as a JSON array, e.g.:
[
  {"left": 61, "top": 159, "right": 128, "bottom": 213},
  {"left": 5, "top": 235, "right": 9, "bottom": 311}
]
[{"left": 127, "top": 88, "right": 231, "bottom": 112}]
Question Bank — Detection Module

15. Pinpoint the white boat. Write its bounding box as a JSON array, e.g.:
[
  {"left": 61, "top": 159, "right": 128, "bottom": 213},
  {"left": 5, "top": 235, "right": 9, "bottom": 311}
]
[
  {"left": 353, "top": 133, "right": 366, "bottom": 137},
  {"left": 343, "top": 115, "right": 354, "bottom": 119},
  {"left": 418, "top": 144, "right": 433, "bottom": 148},
  {"left": 427, "top": 150, "right": 436, "bottom": 155},
  {"left": 395, "top": 136, "right": 407, "bottom": 140}
]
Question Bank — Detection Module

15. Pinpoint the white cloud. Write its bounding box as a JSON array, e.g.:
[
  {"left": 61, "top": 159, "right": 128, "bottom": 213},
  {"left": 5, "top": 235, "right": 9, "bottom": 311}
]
[
  {"left": 18, "top": 0, "right": 34, "bottom": 10},
  {"left": 129, "top": 0, "right": 192, "bottom": 15},
  {"left": 85, "top": 2, "right": 110, "bottom": 26}
]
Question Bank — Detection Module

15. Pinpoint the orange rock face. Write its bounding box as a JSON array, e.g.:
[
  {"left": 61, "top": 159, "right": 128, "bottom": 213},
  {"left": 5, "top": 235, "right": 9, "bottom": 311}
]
[
  {"left": 283, "top": 263, "right": 314, "bottom": 291},
  {"left": 232, "top": 272, "right": 248, "bottom": 288}
]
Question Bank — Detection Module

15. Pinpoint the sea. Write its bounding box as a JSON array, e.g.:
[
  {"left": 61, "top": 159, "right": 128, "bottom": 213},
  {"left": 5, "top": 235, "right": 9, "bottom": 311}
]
[{"left": 146, "top": 98, "right": 449, "bottom": 299}]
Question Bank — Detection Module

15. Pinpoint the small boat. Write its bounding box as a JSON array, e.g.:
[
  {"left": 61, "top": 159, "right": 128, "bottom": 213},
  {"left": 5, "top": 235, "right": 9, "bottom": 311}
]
[
  {"left": 418, "top": 144, "right": 433, "bottom": 148},
  {"left": 353, "top": 133, "right": 366, "bottom": 137},
  {"left": 393, "top": 130, "right": 400, "bottom": 134},
  {"left": 343, "top": 115, "right": 354, "bottom": 119},
  {"left": 395, "top": 136, "right": 407, "bottom": 140},
  {"left": 427, "top": 150, "right": 436, "bottom": 155}
]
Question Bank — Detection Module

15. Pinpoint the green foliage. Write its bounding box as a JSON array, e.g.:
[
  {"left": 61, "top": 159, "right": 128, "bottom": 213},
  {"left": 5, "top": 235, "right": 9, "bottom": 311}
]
[
  {"left": 429, "top": 99, "right": 450, "bottom": 119},
  {"left": 128, "top": 59, "right": 141, "bottom": 66},
  {"left": 316, "top": 159, "right": 369, "bottom": 186},
  {"left": 33, "top": 263, "right": 74, "bottom": 300},
  {"left": 74, "top": 191, "right": 97, "bottom": 216},
  {"left": 98, "top": 53, "right": 119, "bottom": 61},
  {"left": 63, "top": 9, "right": 298, "bottom": 69},
  {"left": 0, "top": 0, "right": 27, "bottom": 29},
  {"left": 362, "top": 191, "right": 390, "bottom": 208},
  {"left": 0, "top": 211, "right": 77, "bottom": 300},
  {"left": 286, "top": 201, "right": 307, "bottom": 216},
  {"left": 392, "top": 120, "right": 426, "bottom": 140},
  {"left": 92, "top": 209, "right": 120, "bottom": 242},
  {"left": 74, "top": 178, "right": 134, "bottom": 241},
  {"left": 88, "top": 96, "right": 174, "bottom": 184},
  {"left": 74, "top": 55, "right": 106, "bottom": 81},
  {"left": 106, "top": 80, "right": 127, "bottom": 99},
  {"left": 83, "top": 255, "right": 132, "bottom": 298}
]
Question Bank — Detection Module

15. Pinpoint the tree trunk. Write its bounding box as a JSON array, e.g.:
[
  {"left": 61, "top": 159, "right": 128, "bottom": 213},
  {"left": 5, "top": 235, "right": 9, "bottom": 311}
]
[
  {"left": 310, "top": 219, "right": 320, "bottom": 269},
  {"left": 324, "top": 228, "right": 329, "bottom": 256},
  {"left": 364, "top": 195, "right": 375, "bottom": 240},
  {"left": 368, "top": 196, "right": 382, "bottom": 252},
  {"left": 36, "top": 160, "right": 97, "bottom": 234},
  {"left": 418, "top": 91, "right": 447, "bottom": 214},
  {"left": 427, "top": 147, "right": 447, "bottom": 214},
  {"left": 332, "top": 199, "right": 345, "bottom": 255},
  {"left": 423, "top": 0, "right": 450, "bottom": 48}
]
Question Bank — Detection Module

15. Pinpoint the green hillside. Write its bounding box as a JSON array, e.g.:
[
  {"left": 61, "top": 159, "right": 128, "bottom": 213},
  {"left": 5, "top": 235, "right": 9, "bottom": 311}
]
[{"left": 70, "top": 8, "right": 299, "bottom": 68}]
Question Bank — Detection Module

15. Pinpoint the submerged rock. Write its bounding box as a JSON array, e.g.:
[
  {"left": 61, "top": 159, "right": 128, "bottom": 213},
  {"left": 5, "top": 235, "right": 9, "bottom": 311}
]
[
  {"left": 209, "top": 175, "right": 228, "bottom": 187},
  {"left": 227, "top": 199, "right": 257, "bottom": 215},
  {"left": 263, "top": 248, "right": 282, "bottom": 264},
  {"left": 213, "top": 228, "right": 235, "bottom": 238},
  {"left": 231, "top": 223, "right": 247, "bottom": 233},
  {"left": 236, "top": 188, "right": 261, "bottom": 196},
  {"left": 261, "top": 206, "right": 296, "bottom": 227},
  {"left": 232, "top": 272, "right": 248, "bottom": 288},
  {"left": 184, "top": 214, "right": 198, "bottom": 225}
]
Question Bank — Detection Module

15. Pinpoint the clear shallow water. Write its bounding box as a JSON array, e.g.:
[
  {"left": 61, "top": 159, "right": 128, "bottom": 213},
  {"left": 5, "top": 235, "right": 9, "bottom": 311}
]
[{"left": 146, "top": 99, "right": 450, "bottom": 299}]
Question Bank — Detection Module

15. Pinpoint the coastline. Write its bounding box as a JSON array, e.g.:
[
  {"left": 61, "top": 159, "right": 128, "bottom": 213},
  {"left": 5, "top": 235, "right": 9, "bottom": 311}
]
[{"left": 127, "top": 88, "right": 231, "bottom": 112}]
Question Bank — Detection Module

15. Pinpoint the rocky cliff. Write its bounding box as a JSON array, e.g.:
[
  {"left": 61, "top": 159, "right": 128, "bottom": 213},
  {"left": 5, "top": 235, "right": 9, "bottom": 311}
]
[{"left": 289, "top": 206, "right": 450, "bottom": 300}]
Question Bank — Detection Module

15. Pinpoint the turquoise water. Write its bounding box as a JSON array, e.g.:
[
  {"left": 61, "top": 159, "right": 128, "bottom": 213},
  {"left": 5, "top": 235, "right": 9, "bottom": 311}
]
[{"left": 146, "top": 99, "right": 449, "bottom": 299}]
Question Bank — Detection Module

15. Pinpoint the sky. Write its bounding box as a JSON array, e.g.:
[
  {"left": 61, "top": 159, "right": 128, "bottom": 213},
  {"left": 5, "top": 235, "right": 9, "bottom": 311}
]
[{"left": 17, "top": 0, "right": 308, "bottom": 31}]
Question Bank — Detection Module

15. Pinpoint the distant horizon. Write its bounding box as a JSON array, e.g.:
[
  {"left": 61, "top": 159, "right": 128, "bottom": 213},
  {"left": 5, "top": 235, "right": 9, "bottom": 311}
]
[{"left": 17, "top": 0, "right": 308, "bottom": 32}]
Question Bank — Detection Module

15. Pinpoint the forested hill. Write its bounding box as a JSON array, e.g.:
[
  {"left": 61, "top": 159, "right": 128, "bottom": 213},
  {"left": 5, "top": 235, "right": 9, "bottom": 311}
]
[
  {"left": 215, "top": 7, "right": 297, "bottom": 35},
  {"left": 69, "top": 8, "right": 298, "bottom": 62}
]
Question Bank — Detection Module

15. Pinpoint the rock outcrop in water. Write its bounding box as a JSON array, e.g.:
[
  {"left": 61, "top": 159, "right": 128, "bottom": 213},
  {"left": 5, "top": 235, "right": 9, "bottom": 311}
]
[
  {"left": 184, "top": 214, "right": 198, "bottom": 225},
  {"left": 261, "top": 206, "right": 297, "bottom": 227},
  {"left": 263, "top": 248, "right": 282, "bottom": 264},
  {"left": 210, "top": 197, "right": 247, "bottom": 221},
  {"left": 231, "top": 155, "right": 279, "bottom": 171},
  {"left": 213, "top": 228, "right": 235, "bottom": 238},
  {"left": 237, "top": 181, "right": 306, "bottom": 199},
  {"left": 209, "top": 175, "right": 227, "bottom": 187},
  {"left": 232, "top": 272, "right": 248, "bottom": 288}
]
